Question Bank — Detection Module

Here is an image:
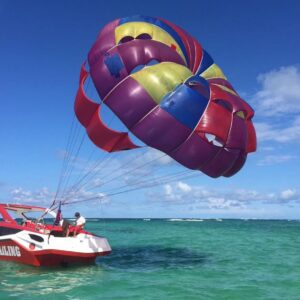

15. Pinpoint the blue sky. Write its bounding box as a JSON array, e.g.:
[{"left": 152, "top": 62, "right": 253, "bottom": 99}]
[{"left": 0, "top": 0, "right": 299, "bottom": 219}]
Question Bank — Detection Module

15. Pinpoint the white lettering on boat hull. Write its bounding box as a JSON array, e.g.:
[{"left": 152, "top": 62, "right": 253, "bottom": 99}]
[{"left": 0, "top": 246, "right": 21, "bottom": 257}]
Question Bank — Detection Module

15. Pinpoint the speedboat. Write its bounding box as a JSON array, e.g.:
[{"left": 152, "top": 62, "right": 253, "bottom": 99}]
[{"left": 0, "top": 203, "right": 111, "bottom": 267}]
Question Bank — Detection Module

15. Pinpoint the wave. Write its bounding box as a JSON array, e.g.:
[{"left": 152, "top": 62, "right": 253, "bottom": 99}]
[{"left": 167, "top": 218, "right": 204, "bottom": 222}]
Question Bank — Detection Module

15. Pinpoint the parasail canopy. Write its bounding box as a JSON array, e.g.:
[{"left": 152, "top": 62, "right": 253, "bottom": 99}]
[{"left": 74, "top": 15, "right": 256, "bottom": 178}]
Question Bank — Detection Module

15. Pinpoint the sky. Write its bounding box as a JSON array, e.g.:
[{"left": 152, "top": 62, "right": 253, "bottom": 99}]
[{"left": 0, "top": 0, "right": 299, "bottom": 219}]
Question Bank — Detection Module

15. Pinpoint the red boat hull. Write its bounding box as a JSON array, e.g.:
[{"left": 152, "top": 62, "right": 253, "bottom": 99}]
[{"left": 0, "top": 239, "right": 111, "bottom": 267}]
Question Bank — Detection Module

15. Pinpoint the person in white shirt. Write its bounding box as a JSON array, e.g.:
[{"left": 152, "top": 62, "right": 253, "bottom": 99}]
[{"left": 74, "top": 212, "right": 86, "bottom": 236}]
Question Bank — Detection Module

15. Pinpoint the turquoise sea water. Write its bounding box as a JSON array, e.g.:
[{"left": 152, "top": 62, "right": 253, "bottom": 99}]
[{"left": 0, "top": 219, "right": 299, "bottom": 299}]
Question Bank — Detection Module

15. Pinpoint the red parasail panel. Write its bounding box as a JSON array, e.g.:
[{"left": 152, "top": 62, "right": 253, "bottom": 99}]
[
  {"left": 246, "top": 121, "right": 257, "bottom": 153},
  {"left": 196, "top": 101, "right": 232, "bottom": 145},
  {"left": 74, "top": 64, "right": 140, "bottom": 152},
  {"left": 75, "top": 65, "right": 99, "bottom": 128},
  {"left": 192, "top": 39, "right": 203, "bottom": 74}
]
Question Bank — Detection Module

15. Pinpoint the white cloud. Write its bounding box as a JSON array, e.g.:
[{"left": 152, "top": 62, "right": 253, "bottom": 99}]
[
  {"left": 177, "top": 181, "right": 192, "bottom": 193},
  {"left": 233, "top": 189, "right": 265, "bottom": 202},
  {"left": 207, "top": 197, "right": 243, "bottom": 209},
  {"left": 164, "top": 184, "right": 172, "bottom": 196},
  {"left": 259, "top": 146, "right": 275, "bottom": 152},
  {"left": 252, "top": 66, "right": 300, "bottom": 165},
  {"left": 140, "top": 148, "right": 174, "bottom": 166},
  {"left": 255, "top": 117, "right": 300, "bottom": 144},
  {"left": 9, "top": 185, "right": 111, "bottom": 207},
  {"left": 257, "top": 154, "right": 297, "bottom": 166},
  {"left": 10, "top": 187, "right": 53, "bottom": 204},
  {"left": 163, "top": 184, "right": 182, "bottom": 202},
  {"left": 280, "top": 189, "right": 297, "bottom": 201},
  {"left": 157, "top": 182, "right": 299, "bottom": 209},
  {"left": 253, "top": 66, "right": 300, "bottom": 116}
]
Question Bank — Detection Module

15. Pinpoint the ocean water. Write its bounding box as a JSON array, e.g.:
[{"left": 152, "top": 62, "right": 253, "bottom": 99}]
[{"left": 0, "top": 219, "right": 299, "bottom": 299}]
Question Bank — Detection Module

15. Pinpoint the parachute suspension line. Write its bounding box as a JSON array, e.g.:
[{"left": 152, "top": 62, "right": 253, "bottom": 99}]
[
  {"left": 52, "top": 114, "right": 80, "bottom": 209},
  {"left": 55, "top": 74, "right": 99, "bottom": 201},
  {"left": 59, "top": 101, "right": 133, "bottom": 203},
  {"left": 62, "top": 170, "right": 201, "bottom": 206},
  {"left": 70, "top": 169, "right": 196, "bottom": 205},
  {"left": 99, "top": 169, "right": 191, "bottom": 195},
  {"left": 60, "top": 146, "right": 149, "bottom": 204},
  {"left": 61, "top": 151, "right": 115, "bottom": 203},
  {"left": 61, "top": 146, "right": 99, "bottom": 197},
  {"left": 74, "top": 150, "right": 168, "bottom": 194},
  {"left": 99, "top": 197, "right": 107, "bottom": 235},
  {"left": 60, "top": 104, "right": 120, "bottom": 199},
  {"left": 55, "top": 72, "right": 105, "bottom": 205},
  {"left": 56, "top": 128, "right": 86, "bottom": 199}
]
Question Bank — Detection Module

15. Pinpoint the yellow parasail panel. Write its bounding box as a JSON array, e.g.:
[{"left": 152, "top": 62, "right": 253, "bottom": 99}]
[
  {"left": 115, "top": 22, "right": 187, "bottom": 65},
  {"left": 211, "top": 84, "right": 238, "bottom": 96},
  {"left": 131, "top": 62, "right": 192, "bottom": 104},
  {"left": 201, "top": 63, "right": 227, "bottom": 80}
]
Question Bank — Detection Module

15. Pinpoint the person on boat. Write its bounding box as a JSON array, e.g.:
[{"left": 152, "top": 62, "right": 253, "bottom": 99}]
[{"left": 74, "top": 212, "right": 86, "bottom": 236}]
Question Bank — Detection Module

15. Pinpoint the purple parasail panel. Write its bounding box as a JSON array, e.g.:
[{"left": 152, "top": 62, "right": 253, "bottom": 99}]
[
  {"left": 170, "top": 132, "right": 220, "bottom": 170},
  {"left": 226, "top": 116, "right": 247, "bottom": 150},
  {"left": 88, "top": 18, "right": 120, "bottom": 66},
  {"left": 131, "top": 106, "right": 192, "bottom": 153},
  {"left": 200, "top": 148, "right": 241, "bottom": 178},
  {"left": 104, "top": 77, "right": 157, "bottom": 129},
  {"left": 118, "top": 39, "right": 185, "bottom": 73},
  {"left": 223, "top": 153, "right": 247, "bottom": 177}
]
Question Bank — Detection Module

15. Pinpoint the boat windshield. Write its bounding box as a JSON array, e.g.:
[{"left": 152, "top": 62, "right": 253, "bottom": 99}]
[{"left": 6, "top": 208, "right": 57, "bottom": 226}]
